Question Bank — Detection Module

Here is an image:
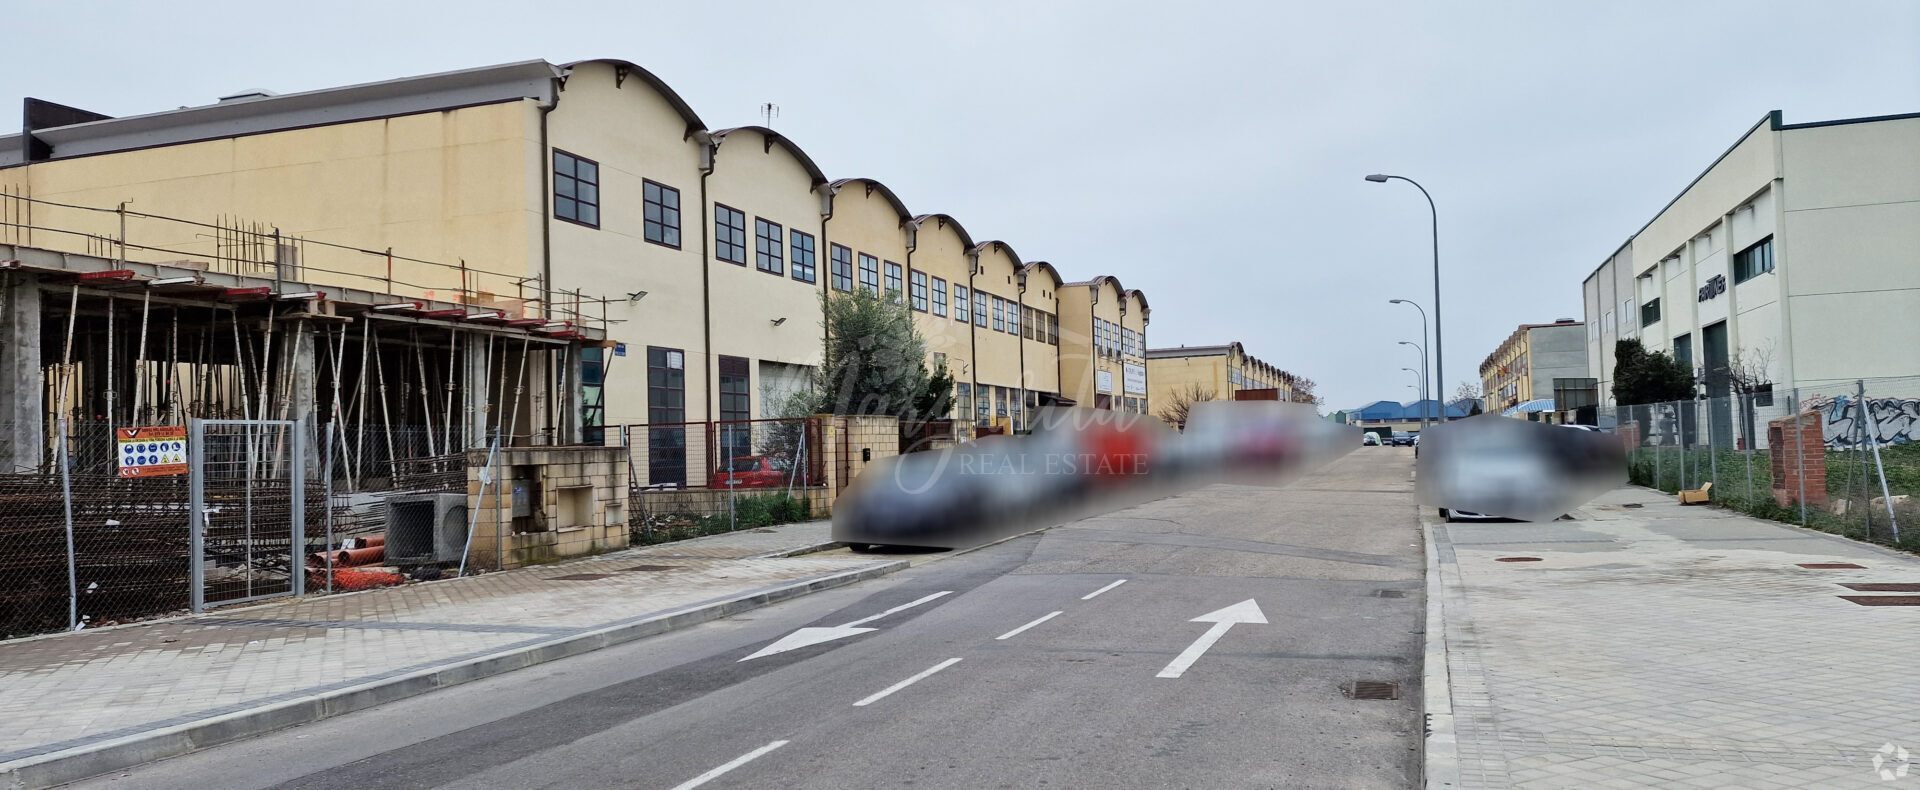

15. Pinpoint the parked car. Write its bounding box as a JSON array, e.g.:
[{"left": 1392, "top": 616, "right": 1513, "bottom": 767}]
[
  {"left": 710, "top": 455, "right": 793, "bottom": 489},
  {"left": 1362, "top": 433, "right": 1381, "bottom": 446},
  {"left": 1387, "top": 434, "right": 1416, "bottom": 447}
]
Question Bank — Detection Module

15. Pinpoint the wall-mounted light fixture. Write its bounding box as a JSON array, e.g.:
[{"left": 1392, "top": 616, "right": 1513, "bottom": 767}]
[
  {"left": 627, "top": 291, "right": 649, "bottom": 302},
  {"left": 770, "top": 317, "right": 787, "bottom": 326}
]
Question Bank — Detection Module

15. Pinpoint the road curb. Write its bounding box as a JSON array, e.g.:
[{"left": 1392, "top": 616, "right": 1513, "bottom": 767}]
[
  {"left": 754, "top": 540, "right": 845, "bottom": 559},
  {"left": 0, "top": 559, "right": 908, "bottom": 790},
  {"left": 1420, "top": 512, "right": 1461, "bottom": 790}
]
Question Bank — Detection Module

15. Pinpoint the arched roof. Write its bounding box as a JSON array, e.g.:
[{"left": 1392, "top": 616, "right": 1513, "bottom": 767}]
[
  {"left": 1020, "top": 261, "right": 1064, "bottom": 287},
  {"left": 968, "top": 240, "right": 1023, "bottom": 269},
  {"left": 1065, "top": 274, "right": 1126, "bottom": 300},
  {"left": 1124, "top": 288, "right": 1150, "bottom": 311},
  {"left": 909, "top": 213, "right": 975, "bottom": 250},
  {"left": 711, "top": 126, "right": 829, "bottom": 187},
  {"left": 829, "top": 178, "right": 913, "bottom": 223},
  {"left": 561, "top": 59, "right": 706, "bottom": 137}
]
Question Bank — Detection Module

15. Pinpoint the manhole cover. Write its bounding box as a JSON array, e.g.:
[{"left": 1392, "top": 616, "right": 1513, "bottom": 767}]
[
  {"left": 1841, "top": 583, "right": 1920, "bottom": 592},
  {"left": 1799, "top": 563, "right": 1866, "bottom": 569},
  {"left": 619, "top": 565, "right": 676, "bottom": 572},
  {"left": 1495, "top": 557, "right": 1543, "bottom": 563},
  {"left": 1343, "top": 681, "right": 1400, "bottom": 700},
  {"left": 1840, "top": 596, "right": 1920, "bottom": 606},
  {"left": 1373, "top": 590, "right": 1407, "bottom": 598},
  {"left": 546, "top": 573, "right": 613, "bottom": 581}
]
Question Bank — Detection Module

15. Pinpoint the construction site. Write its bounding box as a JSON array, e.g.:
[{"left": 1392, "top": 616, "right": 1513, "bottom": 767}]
[{"left": 0, "top": 193, "right": 623, "bottom": 638}]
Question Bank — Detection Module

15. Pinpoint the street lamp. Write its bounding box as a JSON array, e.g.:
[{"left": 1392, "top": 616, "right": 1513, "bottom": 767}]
[
  {"left": 1399, "top": 341, "right": 1428, "bottom": 430},
  {"left": 1371, "top": 175, "right": 1442, "bottom": 431},
  {"left": 1389, "top": 299, "right": 1430, "bottom": 428}
]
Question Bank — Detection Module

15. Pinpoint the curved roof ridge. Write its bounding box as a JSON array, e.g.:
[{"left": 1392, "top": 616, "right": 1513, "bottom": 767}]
[
  {"left": 562, "top": 59, "right": 706, "bottom": 134},
  {"left": 710, "top": 125, "right": 828, "bottom": 186},
  {"left": 909, "top": 213, "right": 976, "bottom": 250},
  {"left": 829, "top": 177, "right": 912, "bottom": 222}
]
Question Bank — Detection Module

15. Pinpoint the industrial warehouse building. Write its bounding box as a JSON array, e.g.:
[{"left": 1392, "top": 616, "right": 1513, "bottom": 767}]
[
  {"left": 1581, "top": 109, "right": 1920, "bottom": 406},
  {"left": 1145, "top": 342, "right": 1305, "bottom": 419},
  {"left": 0, "top": 58, "right": 1202, "bottom": 457},
  {"left": 1477, "top": 319, "right": 1586, "bottom": 420}
]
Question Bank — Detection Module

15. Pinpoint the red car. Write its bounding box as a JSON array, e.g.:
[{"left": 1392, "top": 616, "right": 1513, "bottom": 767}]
[{"left": 710, "top": 455, "right": 793, "bottom": 489}]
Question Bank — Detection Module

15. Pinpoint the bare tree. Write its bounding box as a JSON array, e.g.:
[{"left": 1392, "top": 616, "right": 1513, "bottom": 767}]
[
  {"left": 1157, "top": 383, "right": 1216, "bottom": 429},
  {"left": 1723, "top": 340, "right": 1776, "bottom": 443},
  {"left": 1453, "top": 381, "right": 1484, "bottom": 416}
]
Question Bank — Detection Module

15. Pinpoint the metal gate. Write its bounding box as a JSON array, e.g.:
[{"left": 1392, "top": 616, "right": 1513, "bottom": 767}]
[{"left": 189, "top": 419, "right": 306, "bottom": 611}]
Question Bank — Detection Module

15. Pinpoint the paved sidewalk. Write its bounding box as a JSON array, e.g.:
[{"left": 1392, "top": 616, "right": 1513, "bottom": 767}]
[
  {"left": 0, "top": 520, "right": 881, "bottom": 787},
  {"left": 1429, "top": 486, "right": 1920, "bottom": 789}
]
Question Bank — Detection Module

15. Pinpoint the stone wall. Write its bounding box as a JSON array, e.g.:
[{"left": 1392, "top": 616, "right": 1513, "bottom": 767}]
[{"left": 466, "top": 445, "right": 629, "bottom": 569}]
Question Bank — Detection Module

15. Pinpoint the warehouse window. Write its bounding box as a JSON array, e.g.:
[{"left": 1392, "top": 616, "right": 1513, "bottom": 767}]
[
  {"left": 991, "top": 296, "right": 1006, "bottom": 332},
  {"left": 642, "top": 179, "right": 679, "bottom": 247},
  {"left": 830, "top": 244, "right": 853, "bottom": 292},
  {"left": 1640, "top": 298, "right": 1661, "bottom": 327},
  {"left": 1007, "top": 299, "right": 1020, "bottom": 336},
  {"left": 954, "top": 285, "right": 971, "bottom": 323},
  {"left": 1733, "top": 236, "right": 1774, "bottom": 283},
  {"left": 910, "top": 271, "right": 929, "bottom": 312},
  {"left": 973, "top": 291, "right": 988, "bottom": 328},
  {"left": 932, "top": 277, "right": 948, "bottom": 317},
  {"left": 858, "top": 254, "right": 880, "bottom": 295},
  {"left": 790, "top": 230, "right": 816, "bottom": 284},
  {"left": 754, "top": 218, "right": 784, "bottom": 275},
  {"left": 885, "top": 261, "right": 904, "bottom": 303},
  {"left": 1047, "top": 313, "right": 1059, "bottom": 345},
  {"left": 553, "top": 150, "right": 600, "bottom": 228},
  {"left": 714, "top": 204, "right": 747, "bottom": 264}
]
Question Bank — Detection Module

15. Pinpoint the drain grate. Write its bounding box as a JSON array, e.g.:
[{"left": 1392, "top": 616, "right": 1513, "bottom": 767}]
[
  {"left": 619, "top": 565, "right": 677, "bottom": 572},
  {"left": 1840, "top": 596, "right": 1920, "bottom": 606},
  {"left": 546, "top": 573, "right": 613, "bottom": 581},
  {"left": 1799, "top": 563, "right": 1866, "bottom": 569},
  {"left": 1495, "top": 557, "right": 1543, "bottom": 563},
  {"left": 1343, "top": 681, "right": 1400, "bottom": 700},
  {"left": 1840, "top": 583, "right": 1920, "bottom": 592},
  {"left": 1373, "top": 590, "right": 1407, "bottom": 598}
]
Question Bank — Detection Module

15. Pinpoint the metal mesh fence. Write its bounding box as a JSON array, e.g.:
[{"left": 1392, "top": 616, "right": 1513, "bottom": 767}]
[
  {"left": 617, "top": 418, "right": 828, "bottom": 546},
  {"left": 1608, "top": 375, "right": 1919, "bottom": 551}
]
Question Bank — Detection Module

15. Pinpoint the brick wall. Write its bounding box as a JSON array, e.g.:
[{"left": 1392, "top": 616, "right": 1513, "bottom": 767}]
[{"left": 1769, "top": 412, "right": 1827, "bottom": 508}]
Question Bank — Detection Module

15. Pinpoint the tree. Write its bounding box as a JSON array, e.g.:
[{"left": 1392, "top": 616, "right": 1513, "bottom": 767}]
[
  {"left": 1282, "top": 373, "right": 1323, "bottom": 407},
  {"left": 1611, "top": 338, "right": 1695, "bottom": 405},
  {"left": 815, "top": 288, "right": 932, "bottom": 418},
  {"left": 1452, "top": 381, "right": 1484, "bottom": 416},
  {"left": 1156, "top": 383, "right": 1216, "bottom": 429},
  {"left": 914, "top": 359, "right": 955, "bottom": 421}
]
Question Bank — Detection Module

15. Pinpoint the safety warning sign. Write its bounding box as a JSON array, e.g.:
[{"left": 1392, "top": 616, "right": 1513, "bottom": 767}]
[{"left": 117, "top": 426, "right": 188, "bottom": 478}]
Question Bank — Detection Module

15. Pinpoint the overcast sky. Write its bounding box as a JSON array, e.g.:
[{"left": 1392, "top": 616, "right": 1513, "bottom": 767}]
[{"left": 9, "top": 1, "right": 1919, "bottom": 409}]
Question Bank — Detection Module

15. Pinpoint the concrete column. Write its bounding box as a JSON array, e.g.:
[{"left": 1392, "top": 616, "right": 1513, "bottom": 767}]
[
  {"left": 465, "top": 332, "right": 493, "bottom": 449},
  {"left": 0, "top": 275, "right": 44, "bottom": 471}
]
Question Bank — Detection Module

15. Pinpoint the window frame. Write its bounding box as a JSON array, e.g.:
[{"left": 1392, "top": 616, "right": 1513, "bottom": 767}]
[
  {"left": 1007, "top": 299, "right": 1020, "bottom": 336},
  {"left": 1640, "top": 297, "right": 1661, "bottom": 328},
  {"left": 991, "top": 296, "right": 1006, "bottom": 332},
  {"left": 932, "top": 277, "right": 948, "bottom": 317},
  {"left": 909, "top": 270, "right": 929, "bottom": 312},
  {"left": 1733, "top": 236, "right": 1775, "bottom": 284},
  {"left": 972, "top": 291, "right": 988, "bottom": 328},
  {"left": 641, "top": 179, "right": 680, "bottom": 247},
  {"left": 753, "top": 217, "right": 785, "bottom": 276},
  {"left": 552, "top": 150, "right": 601, "bottom": 229},
  {"left": 858, "top": 254, "right": 880, "bottom": 295},
  {"left": 790, "top": 230, "right": 817, "bottom": 284},
  {"left": 884, "top": 261, "right": 904, "bottom": 303},
  {"left": 954, "top": 285, "right": 971, "bottom": 323},
  {"left": 714, "top": 204, "right": 748, "bottom": 265},
  {"left": 830, "top": 244, "right": 853, "bottom": 292}
]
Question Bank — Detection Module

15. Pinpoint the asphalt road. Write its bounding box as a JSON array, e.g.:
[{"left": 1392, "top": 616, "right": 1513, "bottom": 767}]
[{"left": 74, "top": 448, "right": 1424, "bottom": 789}]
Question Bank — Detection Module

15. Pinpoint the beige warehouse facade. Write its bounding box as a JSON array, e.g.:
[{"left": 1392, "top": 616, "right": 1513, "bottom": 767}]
[
  {"left": 1583, "top": 109, "right": 1920, "bottom": 410},
  {"left": 1146, "top": 342, "right": 1305, "bottom": 421},
  {"left": 2, "top": 57, "right": 1159, "bottom": 456}
]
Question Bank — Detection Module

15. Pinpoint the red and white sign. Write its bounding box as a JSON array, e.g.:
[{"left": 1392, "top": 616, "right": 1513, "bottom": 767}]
[{"left": 116, "top": 426, "right": 188, "bottom": 478}]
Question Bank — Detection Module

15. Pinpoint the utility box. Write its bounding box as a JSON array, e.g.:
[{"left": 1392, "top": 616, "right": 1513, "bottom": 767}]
[{"left": 384, "top": 493, "right": 469, "bottom": 565}]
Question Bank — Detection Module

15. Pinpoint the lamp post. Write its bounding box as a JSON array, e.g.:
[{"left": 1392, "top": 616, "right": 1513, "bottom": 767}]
[
  {"left": 1371, "top": 175, "right": 1442, "bottom": 430},
  {"left": 1389, "top": 299, "right": 1430, "bottom": 428},
  {"left": 1399, "top": 341, "right": 1427, "bottom": 431}
]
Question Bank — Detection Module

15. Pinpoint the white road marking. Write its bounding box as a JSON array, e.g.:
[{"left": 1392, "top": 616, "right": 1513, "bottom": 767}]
[
  {"left": 740, "top": 591, "right": 953, "bottom": 661},
  {"left": 1081, "top": 579, "right": 1128, "bottom": 600},
  {"left": 1156, "top": 599, "right": 1268, "bottom": 679},
  {"left": 669, "top": 740, "right": 789, "bottom": 790},
  {"left": 853, "top": 657, "right": 963, "bottom": 707},
  {"left": 996, "top": 611, "right": 1063, "bottom": 640},
  {"left": 843, "top": 590, "right": 953, "bottom": 627}
]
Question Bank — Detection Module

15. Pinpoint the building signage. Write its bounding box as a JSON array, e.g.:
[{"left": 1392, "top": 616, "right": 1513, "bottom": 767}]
[
  {"left": 116, "top": 426, "right": 188, "bottom": 478},
  {"left": 1697, "top": 274, "right": 1726, "bottom": 302},
  {"left": 1123, "top": 363, "right": 1146, "bottom": 395},
  {"left": 1095, "top": 369, "right": 1114, "bottom": 394}
]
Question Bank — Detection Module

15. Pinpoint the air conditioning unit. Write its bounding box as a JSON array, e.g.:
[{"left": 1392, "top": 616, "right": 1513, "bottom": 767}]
[{"left": 383, "top": 493, "right": 469, "bottom": 565}]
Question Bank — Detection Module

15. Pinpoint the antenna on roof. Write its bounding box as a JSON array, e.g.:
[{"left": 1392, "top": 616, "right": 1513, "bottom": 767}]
[{"left": 760, "top": 102, "right": 779, "bottom": 129}]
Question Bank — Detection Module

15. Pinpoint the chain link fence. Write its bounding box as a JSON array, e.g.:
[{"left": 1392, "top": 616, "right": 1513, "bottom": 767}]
[
  {"left": 617, "top": 418, "right": 827, "bottom": 546},
  {"left": 1607, "top": 375, "right": 1919, "bottom": 551}
]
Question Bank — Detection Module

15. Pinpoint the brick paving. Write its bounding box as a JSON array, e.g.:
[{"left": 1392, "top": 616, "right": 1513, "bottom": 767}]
[
  {"left": 1434, "top": 486, "right": 1920, "bottom": 788},
  {"left": 0, "top": 521, "right": 867, "bottom": 766}
]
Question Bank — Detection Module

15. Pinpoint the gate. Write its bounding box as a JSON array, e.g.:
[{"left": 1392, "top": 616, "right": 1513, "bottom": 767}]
[{"left": 189, "top": 419, "right": 306, "bottom": 611}]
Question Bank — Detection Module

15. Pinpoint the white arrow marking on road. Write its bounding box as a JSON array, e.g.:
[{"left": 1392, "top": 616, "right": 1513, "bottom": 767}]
[
  {"left": 1155, "top": 599, "right": 1267, "bottom": 679},
  {"left": 739, "top": 591, "right": 953, "bottom": 661}
]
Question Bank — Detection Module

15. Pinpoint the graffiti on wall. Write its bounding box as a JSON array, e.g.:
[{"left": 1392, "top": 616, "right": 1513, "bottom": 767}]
[{"left": 1802, "top": 395, "right": 1920, "bottom": 448}]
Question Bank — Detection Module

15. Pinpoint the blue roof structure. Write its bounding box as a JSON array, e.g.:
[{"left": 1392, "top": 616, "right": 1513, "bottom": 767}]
[
  {"left": 1350, "top": 399, "right": 1473, "bottom": 422},
  {"left": 1502, "top": 398, "right": 1556, "bottom": 417}
]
